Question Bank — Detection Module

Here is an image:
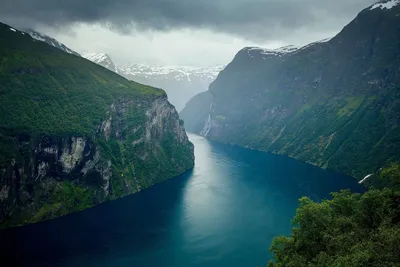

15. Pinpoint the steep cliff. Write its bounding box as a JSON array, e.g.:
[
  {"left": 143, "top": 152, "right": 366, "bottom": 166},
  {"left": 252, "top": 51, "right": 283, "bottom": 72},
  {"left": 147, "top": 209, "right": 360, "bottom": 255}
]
[
  {"left": 0, "top": 23, "right": 194, "bottom": 228},
  {"left": 180, "top": 2, "right": 400, "bottom": 180},
  {"left": 180, "top": 91, "right": 214, "bottom": 133}
]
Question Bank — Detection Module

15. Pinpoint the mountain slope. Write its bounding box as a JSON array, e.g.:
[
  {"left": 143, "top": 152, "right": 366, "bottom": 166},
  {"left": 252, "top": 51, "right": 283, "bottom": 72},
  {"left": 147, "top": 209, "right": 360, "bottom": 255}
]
[
  {"left": 82, "top": 52, "right": 120, "bottom": 74},
  {"left": 82, "top": 53, "right": 223, "bottom": 112},
  {"left": 24, "top": 29, "right": 80, "bottom": 56},
  {"left": 0, "top": 22, "right": 194, "bottom": 228},
  {"left": 180, "top": 2, "right": 400, "bottom": 180},
  {"left": 81, "top": 52, "right": 222, "bottom": 111}
]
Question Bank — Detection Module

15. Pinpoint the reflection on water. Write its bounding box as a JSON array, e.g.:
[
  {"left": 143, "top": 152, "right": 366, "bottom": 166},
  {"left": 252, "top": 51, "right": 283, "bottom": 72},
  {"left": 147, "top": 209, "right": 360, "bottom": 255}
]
[{"left": 0, "top": 134, "right": 365, "bottom": 267}]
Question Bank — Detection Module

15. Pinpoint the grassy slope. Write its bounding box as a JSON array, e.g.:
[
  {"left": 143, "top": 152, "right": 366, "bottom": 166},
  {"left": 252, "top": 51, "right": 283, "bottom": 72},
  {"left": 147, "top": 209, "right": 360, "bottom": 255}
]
[{"left": 0, "top": 23, "right": 164, "bottom": 137}]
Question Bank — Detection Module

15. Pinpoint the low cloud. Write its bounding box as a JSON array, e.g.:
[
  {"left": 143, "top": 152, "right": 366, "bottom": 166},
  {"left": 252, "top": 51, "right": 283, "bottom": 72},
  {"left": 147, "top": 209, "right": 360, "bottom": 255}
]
[{"left": 1, "top": 0, "right": 375, "bottom": 41}]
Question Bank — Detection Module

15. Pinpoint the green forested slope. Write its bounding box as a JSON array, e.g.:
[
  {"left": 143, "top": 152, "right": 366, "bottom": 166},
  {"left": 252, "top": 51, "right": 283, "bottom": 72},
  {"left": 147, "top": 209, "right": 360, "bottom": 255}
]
[
  {"left": 180, "top": 4, "right": 400, "bottom": 179},
  {"left": 0, "top": 23, "right": 194, "bottom": 228},
  {"left": 0, "top": 23, "right": 164, "bottom": 136}
]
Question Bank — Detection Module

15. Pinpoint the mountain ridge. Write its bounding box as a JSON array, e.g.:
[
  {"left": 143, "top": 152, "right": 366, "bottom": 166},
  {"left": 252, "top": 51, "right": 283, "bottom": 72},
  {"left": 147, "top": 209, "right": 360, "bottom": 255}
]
[
  {"left": 82, "top": 51, "right": 224, "bottom": 111},
  {"left": 24, "top": 29, "right": 81, "bottom": 56},
  {"left": 82, "top": 52, "right": 120, "bottom": 74},
  {"left": 180, "top": 2, "right": 400, "bottom": 180},
  {"left": 11, "top": 27, "right": 223, "bottom": 112}
]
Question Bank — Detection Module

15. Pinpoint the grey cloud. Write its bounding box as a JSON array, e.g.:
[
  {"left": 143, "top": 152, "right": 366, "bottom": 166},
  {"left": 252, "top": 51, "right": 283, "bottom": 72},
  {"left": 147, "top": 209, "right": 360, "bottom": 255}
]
[{"left": 1, "top": 0, "right": 376, "bottom": 41}]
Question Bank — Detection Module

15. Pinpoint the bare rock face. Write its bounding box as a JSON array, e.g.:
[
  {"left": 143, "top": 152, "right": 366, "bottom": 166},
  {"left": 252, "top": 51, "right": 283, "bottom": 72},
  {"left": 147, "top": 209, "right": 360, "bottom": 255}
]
[{"left": 60, "top": 137, "right": 86, "bottom": 173}]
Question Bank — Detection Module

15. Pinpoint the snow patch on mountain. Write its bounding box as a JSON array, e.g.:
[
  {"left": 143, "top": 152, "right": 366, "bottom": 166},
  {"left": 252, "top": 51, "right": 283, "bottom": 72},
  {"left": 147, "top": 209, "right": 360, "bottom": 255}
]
[
  {"left": 316, "top": 37, "right": 332, "bottom": 43},
  {"left": 117, "top": 64, "right": 224, "bottom": 111},
  {"left": 119, "top": 64, "right": 224, "bottom": 82},
  {"left": 296, "top": 37, "right": 332, "bottom": 51},
  {"left": 82, "top": 53, "right": 120, "bottom": 74},
  {"left": 248, "top": 45, "right": 299, "bottom": 55},
  {"left": 28, "top": 31, "right": 46, "bottom": 42},
  {"left": 245, "top": 45, "right": 299, "bottom": 59},
  {"left": 371, "top": 0, "right": 400, "bottom": 10},
  {"left": 82, "top": 52, "right": 223, "bottom": 111},
  {"left": 82, "top": 53, "right": 109, "bottom": 63},
  {"left": 24, "top": 29, "right": 80, "bottom": 56},
  {"left": 245, "top": 38, "right": 332, "bottom": 60}
]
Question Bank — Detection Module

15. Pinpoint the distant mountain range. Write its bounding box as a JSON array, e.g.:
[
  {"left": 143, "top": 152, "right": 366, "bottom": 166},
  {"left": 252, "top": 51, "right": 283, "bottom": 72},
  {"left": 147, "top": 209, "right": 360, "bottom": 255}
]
[
  {"left": 81, "top": 52, "right": 223, "bottom": 111},
  {"left": 119, "top": 64, "right": 223, "bottom": 111},
  {"left": 180, "top": 0, "right": 400, "bottom": 181},
  {"left": 14, "top": 29, "right": 223, "bottom": 112}
]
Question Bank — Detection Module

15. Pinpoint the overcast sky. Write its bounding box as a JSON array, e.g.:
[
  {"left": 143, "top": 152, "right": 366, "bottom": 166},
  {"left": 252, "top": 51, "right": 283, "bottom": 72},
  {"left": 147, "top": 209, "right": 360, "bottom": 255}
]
[{"left": 1, "top": 0, "right": 376, "bottom": 66}]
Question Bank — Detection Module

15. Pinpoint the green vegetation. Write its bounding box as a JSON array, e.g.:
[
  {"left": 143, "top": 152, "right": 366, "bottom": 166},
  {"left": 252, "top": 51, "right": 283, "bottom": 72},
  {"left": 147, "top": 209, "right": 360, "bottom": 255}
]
[
  {"left": 0, "top": 23, "right": 194, "bottom": 228},
  {"left": 337, "top": 96, "right": 365, "bottom": 117},
  {"left": 268, "top": 164, "right": 400, "bottom": 267},
  {"left": 380, "top": 163, "right": 400, "bottom": 189},
  {"left": 31, "top": 182, "right": 95, "bottom": 223},
  {"left": 0, "top": 23, "right": 164, "bottom": 138},
  {"left": 180, "top": 5, "right": 400, "bottom": 180}
]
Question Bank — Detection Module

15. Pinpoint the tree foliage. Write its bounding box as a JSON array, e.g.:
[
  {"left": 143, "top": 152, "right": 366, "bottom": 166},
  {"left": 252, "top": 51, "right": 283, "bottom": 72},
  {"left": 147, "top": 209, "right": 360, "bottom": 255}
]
[{"left": 268, "top": 164, "right": 400, "bottom": 267}]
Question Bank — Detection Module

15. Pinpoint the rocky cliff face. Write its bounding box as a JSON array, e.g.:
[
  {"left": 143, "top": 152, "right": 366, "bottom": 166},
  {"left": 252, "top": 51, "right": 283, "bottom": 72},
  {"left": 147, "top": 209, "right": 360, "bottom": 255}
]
[
  {"left": 180, "top": 2, "right": 400, "bottom": 180},
  {"left": 0, "top": 23, "right": 194, "bottom": 228},
  {"left": 0, "top": 95, "right": 194, "bottom": 228}
]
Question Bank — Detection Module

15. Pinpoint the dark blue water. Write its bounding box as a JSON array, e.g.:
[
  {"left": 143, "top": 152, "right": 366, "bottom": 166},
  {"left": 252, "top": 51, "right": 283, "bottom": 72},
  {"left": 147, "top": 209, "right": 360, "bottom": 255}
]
[{"left": 0, "top": 134, "right": 365, "bottom": 267}]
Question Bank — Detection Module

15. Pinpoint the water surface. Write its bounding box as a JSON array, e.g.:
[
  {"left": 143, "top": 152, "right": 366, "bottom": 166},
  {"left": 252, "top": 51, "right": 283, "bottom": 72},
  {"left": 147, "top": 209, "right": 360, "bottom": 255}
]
[{"left": 0, "top": 134, "right": 365, "bottom": 266}]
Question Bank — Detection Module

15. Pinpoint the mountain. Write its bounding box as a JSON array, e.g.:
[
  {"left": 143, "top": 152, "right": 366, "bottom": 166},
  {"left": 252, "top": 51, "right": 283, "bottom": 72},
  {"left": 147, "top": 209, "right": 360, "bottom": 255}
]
[
  {"left": 82, "top": 52, "right": 120, "bottom": 74},
  {"left": 82, "top": 54, "right": 223, "bottom": 111},
  {"left": 180, "top": 1, "right": 400, "bottom": 181},
  {"left": 118, "top": 64, "right": 224, "bottom": 111},
  {"left": 24, "top": 29, "right": 80, "bottom": 56},
  {"left": 0, "top": 23, "right": 194, "bottom": 228}
]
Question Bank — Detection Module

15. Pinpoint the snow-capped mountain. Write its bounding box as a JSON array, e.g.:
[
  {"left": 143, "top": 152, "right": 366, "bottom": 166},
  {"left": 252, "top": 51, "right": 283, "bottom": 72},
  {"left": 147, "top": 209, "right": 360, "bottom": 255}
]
[
  {"left": 82, "top": 53, "right": 224, "bottom": 111},
  {"left": 244, "top": 39, "right": 334, "bottom": 60},
  {"left": 82, "top": 53, "right": 120, "bottom": 74},
  {"left": 245, "top": 45, "right": 299, "bottom": 58},
  {"left": 19, "top": 28, "right": 223, "bottom": 112},
  {"left": 118, "top": 64, "right": 224, "bottom": 111},
  {"left": 180, "top": 0, "right": 400, "bottom": 181},
  {"left": 119, "top": 64, "right": 223, "bottom": 82},
  {"left": 24, "top": 29, "right": 80, "bottom": 56},
  {"left": 370, "top": 0, "right": 400, "bottom": 10}
]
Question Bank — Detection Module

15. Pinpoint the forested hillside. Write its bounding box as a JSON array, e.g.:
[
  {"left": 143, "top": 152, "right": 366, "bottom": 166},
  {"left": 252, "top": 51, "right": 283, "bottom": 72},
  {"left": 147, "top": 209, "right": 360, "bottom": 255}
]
[
  {"left": 0, "top": 23, "right": 194, "bottom": 228},
  {"left": 180, "top": 3, "right": 400, "bottom": 180}
]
